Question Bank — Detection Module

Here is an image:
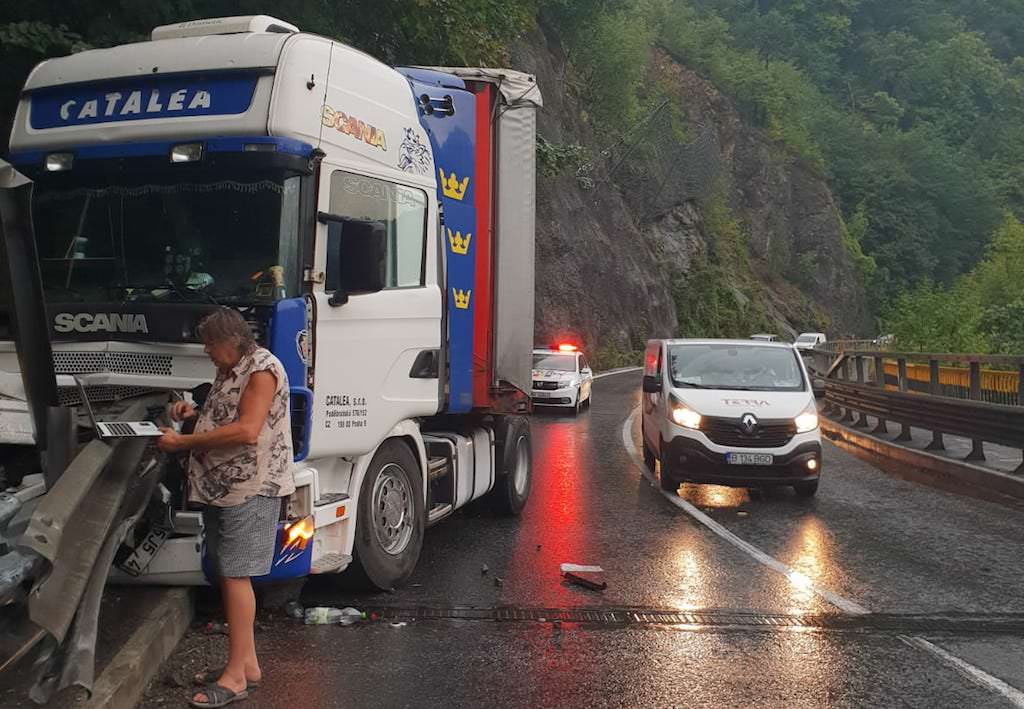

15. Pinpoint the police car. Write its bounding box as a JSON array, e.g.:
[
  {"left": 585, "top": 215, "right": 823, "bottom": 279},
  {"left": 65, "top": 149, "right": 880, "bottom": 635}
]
[{"left": 531, "top": 345, "right": 594, "bottom": 414}]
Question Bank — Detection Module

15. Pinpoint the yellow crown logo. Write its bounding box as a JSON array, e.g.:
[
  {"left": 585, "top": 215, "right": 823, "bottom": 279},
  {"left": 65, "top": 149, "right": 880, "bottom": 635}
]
[
  {"left": 439, "top": 168, "right": 470, "bottom": 201},
  {"left": 447, "top": 228, "right": 472, "bottom": 255},
  {"left": 452, "top": 288, "right": 472, "bottom": 310}
]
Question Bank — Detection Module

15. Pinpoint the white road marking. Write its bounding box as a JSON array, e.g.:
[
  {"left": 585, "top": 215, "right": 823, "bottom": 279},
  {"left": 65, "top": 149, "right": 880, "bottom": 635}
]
[
  {"left": 902, "top": 637, "right": 1024, "bottom": 708},
  {"left": 617, "top": 402, "right": 1024, "bottom": 702},
  {"left": 594, "top": 366, "right": 642, "bottom": 380}
]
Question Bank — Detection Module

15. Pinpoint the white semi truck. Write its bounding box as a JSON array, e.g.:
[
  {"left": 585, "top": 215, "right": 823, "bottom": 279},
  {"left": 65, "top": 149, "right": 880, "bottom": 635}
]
[{"left": 0, "top": 13, "right": 541, "bottom": 610}]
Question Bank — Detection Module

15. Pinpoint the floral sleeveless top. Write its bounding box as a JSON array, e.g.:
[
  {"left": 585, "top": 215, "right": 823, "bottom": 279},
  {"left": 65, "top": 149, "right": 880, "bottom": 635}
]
[{"left": 188, "top": 347, "right": 295, "bottom": 507}]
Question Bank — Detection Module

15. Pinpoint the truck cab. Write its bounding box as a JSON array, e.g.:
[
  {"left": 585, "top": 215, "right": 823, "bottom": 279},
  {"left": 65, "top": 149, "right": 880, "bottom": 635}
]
[{"left": 1, "top": 15, "right": 541, "bottom": 590}]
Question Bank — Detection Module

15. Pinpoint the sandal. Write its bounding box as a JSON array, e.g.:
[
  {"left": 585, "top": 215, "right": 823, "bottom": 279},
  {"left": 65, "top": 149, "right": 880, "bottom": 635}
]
[
  {"left": 190, "top": 683, "right": 249, "bottom": 708},
  {"left": 193, "top": 668, "right": 260, "bottom": 689}
]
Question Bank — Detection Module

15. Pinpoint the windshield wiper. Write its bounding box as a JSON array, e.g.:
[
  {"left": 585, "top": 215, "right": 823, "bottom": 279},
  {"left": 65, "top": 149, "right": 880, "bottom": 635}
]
[
  {"left": 673, "top": 381, "right": 711, "bottom": 389},
  {"left": 118, "top": 282, "right": 220, "bottom": 305}
]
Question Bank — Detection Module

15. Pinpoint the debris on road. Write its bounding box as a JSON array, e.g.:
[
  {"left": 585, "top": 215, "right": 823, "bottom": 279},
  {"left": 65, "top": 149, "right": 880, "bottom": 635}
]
[
  {"left": 284, "top": 600, "right": 304, "bottom": 619},
  {"left": 737, "top": 510, "right": 749, "bottom": 517},
  {"left": 560, "top": 563, "right": 607, "bottom": 591},
  {"left": 203, "top": 621, "right": 228, "bottom": 635},
  {"left": 481, "top": 563, "right": 490, "bottom": 575},
  {"left": 303, "top": 607, "right": 365, "bottom": 625},
  {"left": 389, "top": 621, "right": 408, "bottom": 628},
  {"left": 494, "top": 576, "right": 504, "bottom": 587}
]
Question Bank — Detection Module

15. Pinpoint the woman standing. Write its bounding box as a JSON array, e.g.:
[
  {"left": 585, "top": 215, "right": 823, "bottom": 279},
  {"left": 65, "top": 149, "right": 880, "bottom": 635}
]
[{"left": 158, "top": 308, "right": 294, "bottom": 708}]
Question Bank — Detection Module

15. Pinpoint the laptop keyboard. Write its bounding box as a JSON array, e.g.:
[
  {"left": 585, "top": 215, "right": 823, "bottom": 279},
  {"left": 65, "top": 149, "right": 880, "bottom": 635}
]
[{"left": 104, "top": 423, "right": 137, "bottom": 437}]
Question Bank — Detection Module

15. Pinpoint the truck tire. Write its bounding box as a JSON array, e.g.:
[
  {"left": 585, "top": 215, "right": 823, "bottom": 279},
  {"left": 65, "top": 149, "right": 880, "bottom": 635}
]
[
  {"left": 490, "top": 415, "right": 532, "bottom": 515},
  {"left": 350, "top": 440, "right": 425, "bottom": 590}
]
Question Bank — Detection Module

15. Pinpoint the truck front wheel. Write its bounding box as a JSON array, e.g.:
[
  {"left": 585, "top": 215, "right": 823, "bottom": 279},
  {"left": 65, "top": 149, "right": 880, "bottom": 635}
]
[
  {"left": 490, "top": 416, "right": 532, "bottom": 515},
  {"left": 350, "top": 440, "right": 425, "bottom": 590}
]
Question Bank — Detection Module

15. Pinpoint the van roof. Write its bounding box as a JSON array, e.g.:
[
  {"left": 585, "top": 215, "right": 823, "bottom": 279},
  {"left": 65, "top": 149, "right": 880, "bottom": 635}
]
[{"left": 647, "top": 338, "right": 795, "bottom": 349}]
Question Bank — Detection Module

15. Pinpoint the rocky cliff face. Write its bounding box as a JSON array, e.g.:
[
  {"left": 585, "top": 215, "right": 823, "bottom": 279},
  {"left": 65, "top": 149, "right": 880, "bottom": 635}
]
[{"left": 511, "top": 28, "right": 871, "bottom": 363}]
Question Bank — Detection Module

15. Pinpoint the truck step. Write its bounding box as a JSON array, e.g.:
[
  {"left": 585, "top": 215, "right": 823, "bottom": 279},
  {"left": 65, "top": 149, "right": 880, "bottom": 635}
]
[
  {"left": 427, "top": 456, "right": 450, "bottom": 482},
  {"left": 310, "top": 553, "right": 352, "bottom": 574},
  {"left": 427, "top": 502, "right": 453, "bottom": 525},
  {"left": 314, "top": 492, "right": 349, "bottom": 506}
]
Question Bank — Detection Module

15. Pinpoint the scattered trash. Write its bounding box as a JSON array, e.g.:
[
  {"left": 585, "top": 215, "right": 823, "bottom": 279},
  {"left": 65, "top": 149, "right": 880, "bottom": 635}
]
[
  {"left": 284, "top": 600, "right": 304, "bottom": 619},
  {"left": 481, "top": 563, "right": 489, "bottom": 575},
  {"left": 494, "top": 576, "right": 504, "bottom": 587},
  {"left": 560, "top": 563, "right": 607, "bottom": 592},
  {"left": 563, "top": 572, "right": 608, "bottom": 591},
  {"left": 204, "top": 621, "right": 228, "bottom": 635},
  {"left": 303, "top": 606, "right": 365, "bottom": 625},
  {"left": 412, "top": 583, "right": 423, "bottom": 588},
  {"left": 389, "top": 621, "right": 408, "bottom": 628},
  {"left": 737, "top": 510, "right": 749, "bottom": 517}
]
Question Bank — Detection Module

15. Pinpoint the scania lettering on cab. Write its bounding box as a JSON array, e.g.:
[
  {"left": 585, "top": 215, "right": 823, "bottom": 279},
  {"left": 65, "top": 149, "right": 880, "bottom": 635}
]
[{"left": 0, "top": 14, "right": 541, "bottom": 592}]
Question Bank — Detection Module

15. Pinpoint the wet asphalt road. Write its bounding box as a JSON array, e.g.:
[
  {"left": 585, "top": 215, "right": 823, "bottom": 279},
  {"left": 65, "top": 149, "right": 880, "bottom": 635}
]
[{"left": 142, "top": 371, "right": 1024, "bottom": 708}]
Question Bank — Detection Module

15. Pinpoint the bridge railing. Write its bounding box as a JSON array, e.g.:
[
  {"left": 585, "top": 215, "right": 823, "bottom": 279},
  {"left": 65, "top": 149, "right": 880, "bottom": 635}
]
[{"left": 811, "top": 347, "right": 1024, "bottom": 473}]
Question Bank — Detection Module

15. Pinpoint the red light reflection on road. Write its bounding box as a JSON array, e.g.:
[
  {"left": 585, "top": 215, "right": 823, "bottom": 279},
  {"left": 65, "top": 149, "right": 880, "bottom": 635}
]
[{"left": 505, "top": 417, "right": 595, "bottom": 607}]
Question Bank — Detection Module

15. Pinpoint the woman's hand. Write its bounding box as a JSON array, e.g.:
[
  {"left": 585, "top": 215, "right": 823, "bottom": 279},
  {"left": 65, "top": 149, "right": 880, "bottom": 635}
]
[
  {"left": 169, "top": 401, "right": 197, "bottom": 422},
  {"left": 157, "top": 427, "right": 189, "bottom": 453}
]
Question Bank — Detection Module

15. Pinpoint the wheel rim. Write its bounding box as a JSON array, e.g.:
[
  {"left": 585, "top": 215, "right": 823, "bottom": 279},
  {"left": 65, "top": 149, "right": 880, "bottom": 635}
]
[
  {"left": 511, "top": 434, "right": 529, "bottom": 496},
  {"left": 371, "top": 463, "right": 415, "bottom": 556}
]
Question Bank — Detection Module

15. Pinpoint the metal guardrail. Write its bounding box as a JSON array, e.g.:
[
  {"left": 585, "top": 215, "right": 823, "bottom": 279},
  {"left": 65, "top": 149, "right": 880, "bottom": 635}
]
[{"left": 812, "top": 347, "right": 1024, "bottom": 474}]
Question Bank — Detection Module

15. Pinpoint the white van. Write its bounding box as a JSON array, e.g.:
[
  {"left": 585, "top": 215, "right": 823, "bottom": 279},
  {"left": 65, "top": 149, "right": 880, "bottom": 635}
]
[
  {"left": 795, "top": 332, "right": 827, "bottom": 351},
  {"left": 641, "top": 339, "right": 822, "bottom": 497}
]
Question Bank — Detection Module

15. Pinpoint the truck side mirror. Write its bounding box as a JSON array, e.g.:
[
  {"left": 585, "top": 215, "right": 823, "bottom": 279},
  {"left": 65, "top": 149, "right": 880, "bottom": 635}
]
[
  {"left": 642, "top": 375, "right": 661, "bottom": 393},
  {"left": 321, "top": 213, "right": 387, "bottom": 307}
]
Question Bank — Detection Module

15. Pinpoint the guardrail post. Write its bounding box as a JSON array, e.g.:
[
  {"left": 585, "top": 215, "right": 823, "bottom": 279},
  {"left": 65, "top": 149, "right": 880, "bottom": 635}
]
[
  {"left": 966, "top": 361, "right": 986, "bottom": 462},
  {"left": 854, "top": 356, "right": 871, "bottom": 428},
  {"left": 872, "top": 355, "right": 888, "bottom": 434},
  {"left": 896, "top": 358, "right": 912, "bottom": 441},
  {"left": 840, "top": 357, "right": 855, "bottom": 422},
  {"left": 1018, "top": 363, "right": 1024, "bottom": 408},
  {"left": 926, "top": 358, "right": 945, "bottom": 451}
]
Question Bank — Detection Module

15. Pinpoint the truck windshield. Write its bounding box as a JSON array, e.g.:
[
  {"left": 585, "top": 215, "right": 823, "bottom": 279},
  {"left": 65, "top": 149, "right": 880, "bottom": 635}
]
[
  {"left": 669, "top": 344, "right": 806, "bottom": 392},
  {"left": 31, "top": 169, "right": 300, "bottom": 304}
]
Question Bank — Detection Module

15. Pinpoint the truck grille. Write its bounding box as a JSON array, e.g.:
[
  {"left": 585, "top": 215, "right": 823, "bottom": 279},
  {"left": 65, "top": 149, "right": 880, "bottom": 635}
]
[
  {"left": 533, "top": 381, "right": 560, "bottom": 391},
  {"left": 53, "top": 351, "right": 173, "bottom": 376},
  {"left": 701, "top": 416, "right": 796, "bottom": 449}
]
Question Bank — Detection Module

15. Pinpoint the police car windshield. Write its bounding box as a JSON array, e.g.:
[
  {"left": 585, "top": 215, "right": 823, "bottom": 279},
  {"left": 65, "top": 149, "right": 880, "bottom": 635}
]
[
  {"left": 533, "top": 353, "right": 577, "bottom": 372},
  {"left": 669, "top": 344, "right": 806, "bottom": 392},
  {"left": 31, "top": 169, "right": 300, "bottom": 304}
]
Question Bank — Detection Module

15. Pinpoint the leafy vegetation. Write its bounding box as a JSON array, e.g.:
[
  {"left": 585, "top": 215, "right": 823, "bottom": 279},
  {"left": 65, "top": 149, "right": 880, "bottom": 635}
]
[{"left": 882, "top": 214, "right": 1024, "bottom": 353}]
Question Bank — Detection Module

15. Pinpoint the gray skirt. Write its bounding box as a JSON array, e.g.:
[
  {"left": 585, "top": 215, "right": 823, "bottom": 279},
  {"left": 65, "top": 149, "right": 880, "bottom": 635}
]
[{"left": 202, "top": 495, "right": 281, "bottom": 578}]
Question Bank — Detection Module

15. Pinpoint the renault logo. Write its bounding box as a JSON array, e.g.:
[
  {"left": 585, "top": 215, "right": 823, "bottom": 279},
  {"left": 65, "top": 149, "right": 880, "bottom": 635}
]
[{"left": 741, "top": 413, "right": 758, "bottom": 434}]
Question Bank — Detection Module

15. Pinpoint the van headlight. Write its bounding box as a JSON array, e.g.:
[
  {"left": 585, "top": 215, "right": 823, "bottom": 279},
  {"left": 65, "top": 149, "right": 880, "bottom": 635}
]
[
  {"left": 558, "top": 378, "right": 571, "bottom": 388},
  {"left": 669, "top": 395, "right": 701, "bottom": 430},
  {"left": 794, "top": 402, "right": 819, "bottom": 433}
]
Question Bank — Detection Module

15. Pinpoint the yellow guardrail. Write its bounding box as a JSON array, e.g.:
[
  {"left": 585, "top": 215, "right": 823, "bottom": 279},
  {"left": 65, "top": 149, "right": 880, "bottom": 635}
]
[{"left": 883, "top": 361, "right": 1020, "bottom": 396}]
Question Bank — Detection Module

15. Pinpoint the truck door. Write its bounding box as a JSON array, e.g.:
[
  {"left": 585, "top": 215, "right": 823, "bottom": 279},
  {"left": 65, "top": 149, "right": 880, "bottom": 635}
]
[{"left": 307, "top": 166, "right": 442, "bottom": 458}]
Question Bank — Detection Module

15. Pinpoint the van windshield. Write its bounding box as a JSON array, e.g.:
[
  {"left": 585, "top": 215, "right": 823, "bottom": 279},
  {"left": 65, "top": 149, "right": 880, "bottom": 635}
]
[
  {"left": 796, "top": 335, "right": 819, "bottom": 344},
  {"left": 669, "top": 344, "right": 806, "bottom": 392}
]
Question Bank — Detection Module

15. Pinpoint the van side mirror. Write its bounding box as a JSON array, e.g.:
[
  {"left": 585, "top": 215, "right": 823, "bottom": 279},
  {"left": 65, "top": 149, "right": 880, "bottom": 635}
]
[
  {"left": 642, "top": 375, "right": 661, "bottom": 393},
  {"left": 320, "top": 213, "right": 387, "bottom": 307}
]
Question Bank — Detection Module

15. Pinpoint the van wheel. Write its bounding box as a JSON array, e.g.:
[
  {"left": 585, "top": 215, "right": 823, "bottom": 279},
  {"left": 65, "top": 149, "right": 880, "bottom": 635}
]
[
  {"left": 641, "top": 423, "right": 656, "bottom": 471},
  {"left": 490, "top": 415, "right": 532, "bottom": 515},
  {"left": 573, "top": 389, "right": 582, "bottom": 415},
  {"left": 659, "top": 442, "right": 678, "bottom": 493},
  {"left": 349, "top": 440, "right": 425, "bottom": 590},
  {"left": 794, "top": 480, "right": 819, "bottom": 498}
]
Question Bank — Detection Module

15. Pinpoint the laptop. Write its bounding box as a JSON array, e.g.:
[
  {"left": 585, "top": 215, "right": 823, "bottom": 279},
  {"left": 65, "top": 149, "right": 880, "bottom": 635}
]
[{"left": 75, "top": 378, "right": 165, "bottom": 439}]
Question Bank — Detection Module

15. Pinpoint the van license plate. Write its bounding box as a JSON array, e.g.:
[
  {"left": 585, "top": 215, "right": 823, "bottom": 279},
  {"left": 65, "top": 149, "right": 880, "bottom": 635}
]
[
  {"left": 727, "top": 453, "right": 773, "bottom": 466},
  {"left": 533, "top": 391, "right": 551, "bottom": 399}
]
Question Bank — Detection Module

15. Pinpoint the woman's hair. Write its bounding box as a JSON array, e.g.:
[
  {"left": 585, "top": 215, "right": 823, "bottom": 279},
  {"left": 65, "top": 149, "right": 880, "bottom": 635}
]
[{"left": 197, "top": 308, "right": 257, "bottom": 355}]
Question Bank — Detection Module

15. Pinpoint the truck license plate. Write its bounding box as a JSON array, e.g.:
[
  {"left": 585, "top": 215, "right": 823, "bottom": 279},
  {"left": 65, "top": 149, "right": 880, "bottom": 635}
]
[
  {"left": 119, "top": 525, "right": 171, "bottom": 576},
  {"left": 726, "top": 453, "right": 773, "bottom": 466}
]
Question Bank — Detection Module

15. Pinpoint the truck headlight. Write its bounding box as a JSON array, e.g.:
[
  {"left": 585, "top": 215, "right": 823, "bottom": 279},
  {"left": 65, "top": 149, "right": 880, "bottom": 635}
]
[
  {"left": 669, "top": 395, "right": 701, "bottom": 430},
  {"left": 794, "top": 402, "right": 819, "bottom": 433}
]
